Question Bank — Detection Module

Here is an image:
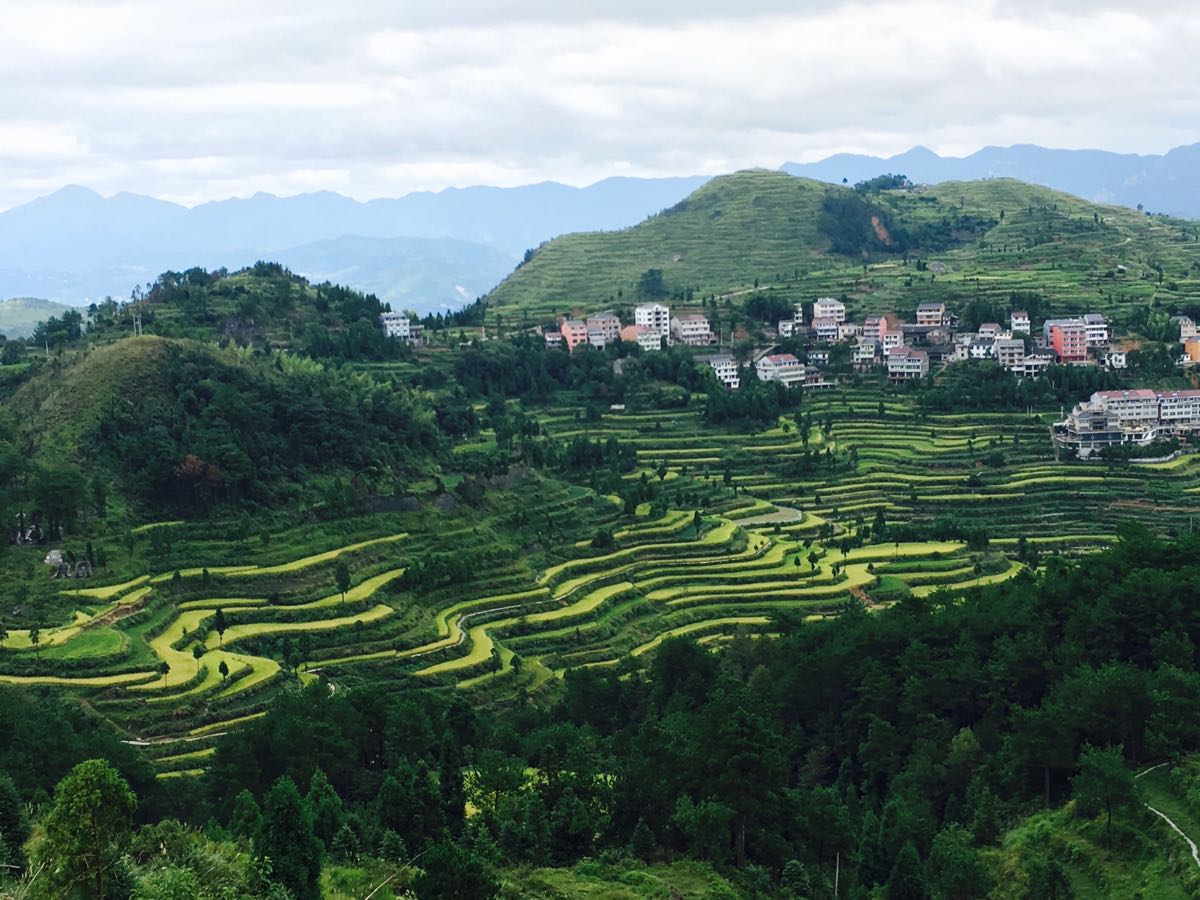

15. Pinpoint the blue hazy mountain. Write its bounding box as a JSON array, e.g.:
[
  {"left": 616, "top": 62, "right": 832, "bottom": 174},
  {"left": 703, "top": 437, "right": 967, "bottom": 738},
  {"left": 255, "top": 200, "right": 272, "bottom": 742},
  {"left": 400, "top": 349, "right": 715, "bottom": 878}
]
[
  {"left": 0, "top": 177, "right": 709, "bottom": 312},
  {"left": 782, "top": 143, "right": 1200, "bottom": 219},
  {"left": 6, "top": 142, "right": 1200, "bottom": 315}
]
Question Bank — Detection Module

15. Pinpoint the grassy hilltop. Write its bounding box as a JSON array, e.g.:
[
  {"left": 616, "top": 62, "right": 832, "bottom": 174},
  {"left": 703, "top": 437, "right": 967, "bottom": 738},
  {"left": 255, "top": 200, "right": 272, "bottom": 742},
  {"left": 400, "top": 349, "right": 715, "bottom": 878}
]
[{"left": 486, "top": 169, "right": 1200, "bottom": 323}]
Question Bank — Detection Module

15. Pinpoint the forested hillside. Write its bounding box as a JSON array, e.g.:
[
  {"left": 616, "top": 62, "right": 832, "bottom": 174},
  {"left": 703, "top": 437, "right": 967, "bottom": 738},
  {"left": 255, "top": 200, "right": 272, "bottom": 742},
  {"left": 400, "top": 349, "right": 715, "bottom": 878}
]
[{"left": 5, "top": 530, "right": 1200, "bottom": 897}]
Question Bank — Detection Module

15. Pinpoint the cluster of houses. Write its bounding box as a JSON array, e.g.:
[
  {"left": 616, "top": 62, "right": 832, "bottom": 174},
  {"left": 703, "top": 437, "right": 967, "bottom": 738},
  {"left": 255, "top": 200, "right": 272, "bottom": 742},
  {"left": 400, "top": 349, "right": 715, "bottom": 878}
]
[
  {"left": 525, "top": 297, "right": 1128, "bottom": 391},
  {"left": 1053, "top": 388, "right": 1200, "bottom": 456},
  {"left": 742, "top": 299, "right": 1118, "bottom": 391},
  {"left": 541, "top": 303, "right": 717, "bottom": 354}
]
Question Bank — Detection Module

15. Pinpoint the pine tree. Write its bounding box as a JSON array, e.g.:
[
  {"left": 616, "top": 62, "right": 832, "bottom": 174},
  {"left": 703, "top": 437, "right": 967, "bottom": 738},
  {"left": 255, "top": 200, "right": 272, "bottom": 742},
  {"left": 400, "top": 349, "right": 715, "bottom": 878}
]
[
  {"left": 229, "top": 788, "right": 261, "bottom": 839},
  {"left": 630, "top": 817, "right": 655, "bottom": 861},
  {"left": 331, "top": 824, "right": 359, "bottom": 863},
  {"left": 888, "top": 841, "right": 929, "bottom": 900},
  {"left": 257, "top": 776, "right": 322, "bottom": 900}
]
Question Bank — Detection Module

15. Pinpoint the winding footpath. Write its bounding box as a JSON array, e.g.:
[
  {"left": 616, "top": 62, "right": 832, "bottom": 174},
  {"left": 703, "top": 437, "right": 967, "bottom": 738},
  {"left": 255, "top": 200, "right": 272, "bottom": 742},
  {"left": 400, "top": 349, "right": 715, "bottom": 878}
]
[{"left": 1135, "top": 763, "right": 1200, "bottom": 870}]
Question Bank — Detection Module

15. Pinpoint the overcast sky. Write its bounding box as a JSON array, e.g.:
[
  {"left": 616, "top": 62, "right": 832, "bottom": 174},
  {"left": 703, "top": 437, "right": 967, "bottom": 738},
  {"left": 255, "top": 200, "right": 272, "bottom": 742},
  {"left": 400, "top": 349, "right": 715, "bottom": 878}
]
[{"left": 2, "top": 0, "right": 1198, "bottom": 210}]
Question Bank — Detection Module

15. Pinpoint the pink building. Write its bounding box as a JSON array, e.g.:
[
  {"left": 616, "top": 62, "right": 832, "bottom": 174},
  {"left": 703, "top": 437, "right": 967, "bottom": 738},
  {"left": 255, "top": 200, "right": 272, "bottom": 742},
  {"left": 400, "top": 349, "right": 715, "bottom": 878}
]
[{"left": 561, "top": 319, "right": 588, "bottom": 351}]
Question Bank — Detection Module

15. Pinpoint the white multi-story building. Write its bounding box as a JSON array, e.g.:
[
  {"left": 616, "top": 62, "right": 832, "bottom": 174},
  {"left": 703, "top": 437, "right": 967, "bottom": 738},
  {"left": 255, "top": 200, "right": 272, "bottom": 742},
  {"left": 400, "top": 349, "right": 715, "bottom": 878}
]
[
  {"left": 882, "top": 332, "right": 904, "bottom": 351},
  {"left": 813, "top": 298, "right": 846, "bottom": 323},
  {"left": 812, "top": 317, "right": 840, "bottom": 342},
  {"left": 1177, "top": 316, "right": 1198, "bottom": 341},
  {"left": 1083, "top": 313, "right": 1109, "bottom": 347},
  {"left": 807, "top": 348, "right": 831, "bottom": 367},
  {"left": 1054, "top": 389, "right": 1200, "bottom": 454},
  {"left": 755, "top": 353, "right": 805, "bottom": 387},
  {"left": 886, "top": 346, "right": 929, "bottom": 380},
  {"left": 1157, "top": 390, "right": 1200, "bottom": 427},
  {"left": 1096, "top": 389, "right": 1160, "bottom": 423},
  {"left": 1010, "top": 310, "right": 1031, "bottom": 334},
  {"left": 635, "top": 303, "right": 670, "bottom": 337},
  {"left": 837, "top": 322, "right": 861, "bottom": 342},
  {"left": 702, "top": 354, "right": 740, "bottom": 389},
  {"left": 379, "top": 311, "right": 412, "bottom": 340},
  {"left": 587, "top": 327, "right": 608, "bottom": 349},
  {"left": 778, "top": 320, "right": 796, "bottom": 338},
  {"left": 670, "top": 314, "right": 715, "bottom": 347}
]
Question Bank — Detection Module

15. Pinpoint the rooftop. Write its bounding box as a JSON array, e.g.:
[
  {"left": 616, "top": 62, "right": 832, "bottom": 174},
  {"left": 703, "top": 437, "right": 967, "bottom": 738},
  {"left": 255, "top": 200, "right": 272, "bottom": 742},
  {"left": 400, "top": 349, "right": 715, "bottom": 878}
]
[{"left": 1096, "top": 389, "right": 1156, "bottom": 400}]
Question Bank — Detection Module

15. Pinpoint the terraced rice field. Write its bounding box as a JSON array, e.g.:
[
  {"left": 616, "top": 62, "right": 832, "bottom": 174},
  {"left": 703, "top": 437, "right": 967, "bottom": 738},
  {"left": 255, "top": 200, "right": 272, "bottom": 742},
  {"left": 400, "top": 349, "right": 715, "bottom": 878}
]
[
  {"left": 6, "top": 383, "right": 1199, "bottom": 773},
  {"left": 537, "top": 386, "right": 1200, "bottom": 541}
]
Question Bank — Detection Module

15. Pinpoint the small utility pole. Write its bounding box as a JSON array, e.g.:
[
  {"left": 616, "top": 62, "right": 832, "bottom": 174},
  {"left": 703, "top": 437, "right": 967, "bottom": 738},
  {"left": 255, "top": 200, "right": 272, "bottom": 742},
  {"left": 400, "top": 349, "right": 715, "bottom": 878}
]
[{"left": 834, "top": 851, "right": 840, "bottom": 896}]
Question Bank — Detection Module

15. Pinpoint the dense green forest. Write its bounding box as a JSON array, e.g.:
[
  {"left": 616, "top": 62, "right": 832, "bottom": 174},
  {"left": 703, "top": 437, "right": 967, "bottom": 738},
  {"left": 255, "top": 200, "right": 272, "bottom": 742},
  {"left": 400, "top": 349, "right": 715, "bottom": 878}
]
[{"left": 4, "top": 530, "right": 1200, "bottom": 897}]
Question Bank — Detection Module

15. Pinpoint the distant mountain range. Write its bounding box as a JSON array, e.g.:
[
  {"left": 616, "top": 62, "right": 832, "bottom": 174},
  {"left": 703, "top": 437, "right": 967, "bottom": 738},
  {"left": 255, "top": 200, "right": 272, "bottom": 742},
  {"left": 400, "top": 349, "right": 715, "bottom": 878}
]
[
  {"left": 0, "top": 176, "right": 707, "bottom": 314},
  {"left": 3, "top": 142, "right": 1198, "bottom": 317},
  {"left": 783, "top": 143, "right": 1200, "bottom": 219}
]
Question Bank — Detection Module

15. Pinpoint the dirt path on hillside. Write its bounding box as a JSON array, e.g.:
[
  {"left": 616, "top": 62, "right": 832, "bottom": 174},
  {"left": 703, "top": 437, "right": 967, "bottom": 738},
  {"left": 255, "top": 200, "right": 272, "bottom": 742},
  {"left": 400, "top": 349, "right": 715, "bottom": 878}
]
[
  {"left": 1147, "top": 806, "right": 1200, "bottom": 869},
  {"left": 1136, "top": 763, "right": 1200, "bottom": 870}
]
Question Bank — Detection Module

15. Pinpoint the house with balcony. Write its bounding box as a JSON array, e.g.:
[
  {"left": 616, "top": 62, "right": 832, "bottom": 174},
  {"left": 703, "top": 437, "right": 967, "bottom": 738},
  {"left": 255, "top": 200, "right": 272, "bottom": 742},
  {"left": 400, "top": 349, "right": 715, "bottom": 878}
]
[
  {"left": 620, "top": 324, "right": 663, "bottom": 352},
  {"left": 813, "top": 297, "right": 846, "bottom": 323},
  {"left": 916, "top": 302, "right": 946, "bottom": 326},
  {"left": 635, "top": 303, "right": 670, "bottom": 337},
  {"left": 755, "top": 353, "right": 806, "bottom": 387},
  {"left": 1052, "top": 388, "right": 1200, "bottom": 455},
  {"left": 1010, "top": 310, "right": 1031, "bottom": 334},
  {"left": 701, "top": 354, "right": 741, "bottom": 389},
  {"left": 853, "top": 339, "right": 881, "bottom": 368},
  {"left": 994, "top": 338, "right": 1025, "bottom": 370},
  {"left": 671, "top": 314, "right": 715, "bottom": 347},
  {"left": 812, "top": 317, "right": 840, "bottom": 342},
  {"left": 887, "top": 346, "right": 929, "bottom": 380},
  {"left": 379, "top": 311, "right": 413, "bottom": 340},
  {"left": 587, "top": 311, "right": 622, "bottom": 343},
  {"left": 1048, "top": 320, "right": 1089, "bottom": 363}
]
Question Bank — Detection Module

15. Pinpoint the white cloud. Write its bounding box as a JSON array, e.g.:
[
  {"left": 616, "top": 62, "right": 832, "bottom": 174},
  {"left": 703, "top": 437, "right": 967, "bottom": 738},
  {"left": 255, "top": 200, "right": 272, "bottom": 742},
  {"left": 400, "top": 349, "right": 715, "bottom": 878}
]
[{"left": 0, "top": 0, "right": 1196, "bottom": 209}]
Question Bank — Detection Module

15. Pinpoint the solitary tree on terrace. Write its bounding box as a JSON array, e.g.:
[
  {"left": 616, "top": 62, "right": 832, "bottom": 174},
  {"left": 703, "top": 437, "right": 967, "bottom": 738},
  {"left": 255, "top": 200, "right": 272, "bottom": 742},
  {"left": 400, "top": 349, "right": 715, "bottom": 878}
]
[
  {"left": 335, "top": 560, "right": 351, "bottom": 603},
  {"left": 1072, "top": 744, "right": 1134, "bottom": 835}
]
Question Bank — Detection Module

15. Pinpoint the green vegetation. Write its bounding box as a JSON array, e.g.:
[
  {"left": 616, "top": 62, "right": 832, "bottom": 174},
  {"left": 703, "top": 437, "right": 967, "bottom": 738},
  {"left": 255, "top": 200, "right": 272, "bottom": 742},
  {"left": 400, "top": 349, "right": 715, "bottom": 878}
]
[
  {"left": 484, "top": 170, "right": 1200, "bottom": 330},
  {"left": 5, "top": 531, "right": 1200, "bottom": 898},
  {"left": 3, "top": 171, "right": 1200, "bottom": 897}
]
